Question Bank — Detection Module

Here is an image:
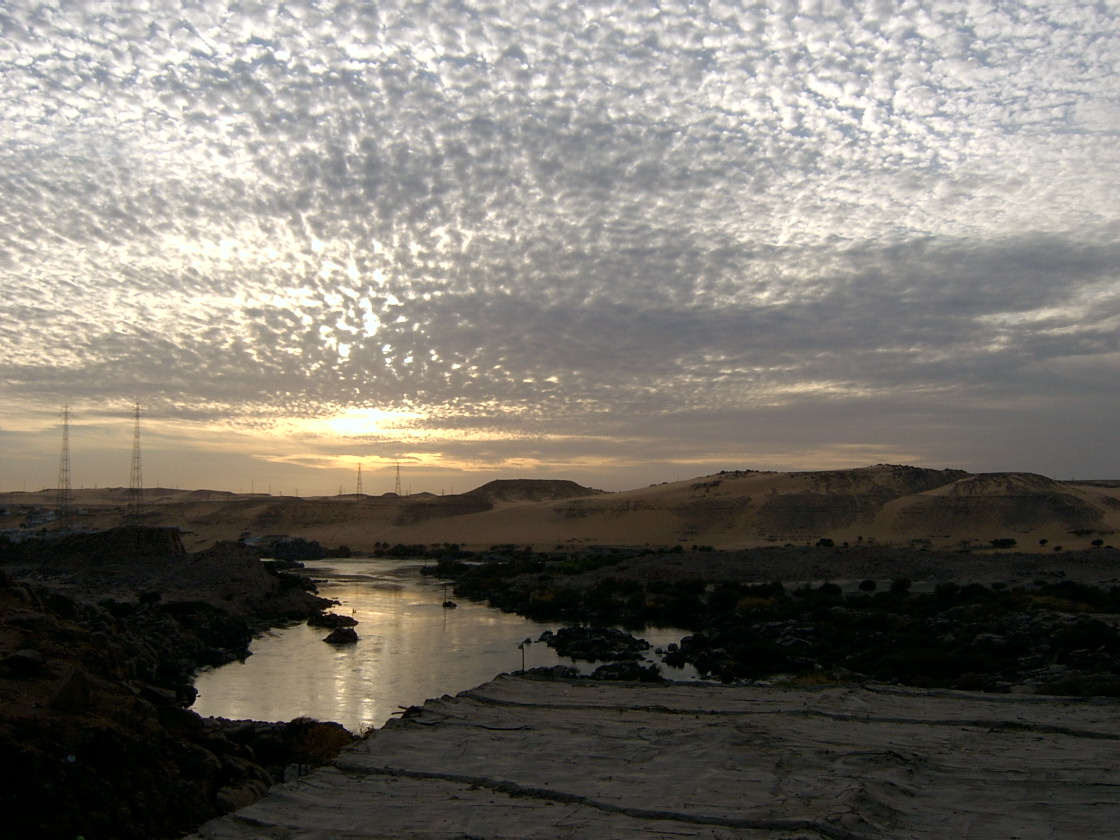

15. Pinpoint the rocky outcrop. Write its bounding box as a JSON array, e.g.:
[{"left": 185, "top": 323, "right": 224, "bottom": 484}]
[
  {"left": 434, "top": 544, "right": 1120, "bottom": 694},
  {"left": 464, "top": 479, "right": 603, "bottom": 504},
  {"left": 0, "top": 524, "right": 186, "bottom": 567},
  {"left": 537, "top": 626, "right": 651, "bottom": 662},
  {"left": 888, "top": 472, "right": 1107, "bottom": 535},
  {"left": 202, "top": 716, "right": 355, "bottom": 787},
  {"left": 0, "top": 529, "right": 350, "bottom": 840},
  {"left": 660, "top": 581, "right": 1120, "bottom": 694}
]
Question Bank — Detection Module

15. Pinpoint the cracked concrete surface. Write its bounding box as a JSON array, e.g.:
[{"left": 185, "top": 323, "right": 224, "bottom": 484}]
[{"left": 189, "top": 675, "right": 1120, "bottom": 839}]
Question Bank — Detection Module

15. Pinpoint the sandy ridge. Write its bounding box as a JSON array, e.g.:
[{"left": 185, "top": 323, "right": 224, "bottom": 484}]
[{"left": 6, "top": 465, "right": 1119, "bottom": 553}]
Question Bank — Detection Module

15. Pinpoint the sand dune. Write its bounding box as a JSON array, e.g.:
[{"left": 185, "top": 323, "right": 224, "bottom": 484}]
[{"left": 4, "top": 465, "right": 1118, "bottom": 553}]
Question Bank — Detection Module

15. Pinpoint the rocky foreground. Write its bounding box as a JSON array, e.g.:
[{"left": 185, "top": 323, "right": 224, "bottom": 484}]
[
  {"left": 3, "top": 530, "right": 1119, "bottom": 838},
  {"left": 0, "top": 528, "right": 353, "bottom": 840},
  {"left": 186, "top": 543, "right": 1120, "bottom": 839},
  {"left": 189, "top": 672, "right": 1120, "bottom": 839}
]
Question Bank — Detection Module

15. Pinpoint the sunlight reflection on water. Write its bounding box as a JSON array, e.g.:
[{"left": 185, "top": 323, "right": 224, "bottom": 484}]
[{"left": 190, "top": 558, "right": 694, "bottom": 732}]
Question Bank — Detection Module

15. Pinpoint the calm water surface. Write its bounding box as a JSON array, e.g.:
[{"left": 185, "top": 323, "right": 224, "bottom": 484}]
[{"left": 191, "top": 558, "right": 692, "bottom": 732}]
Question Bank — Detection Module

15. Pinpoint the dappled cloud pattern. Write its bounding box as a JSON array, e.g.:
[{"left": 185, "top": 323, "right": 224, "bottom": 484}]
[{"left": 1, "top": 0, "right": 1118, "bottom": 487}]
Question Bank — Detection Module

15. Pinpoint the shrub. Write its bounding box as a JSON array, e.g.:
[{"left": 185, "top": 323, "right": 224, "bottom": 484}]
[{"left": 284, "top": 718, "right": 356, "bottom": 764}]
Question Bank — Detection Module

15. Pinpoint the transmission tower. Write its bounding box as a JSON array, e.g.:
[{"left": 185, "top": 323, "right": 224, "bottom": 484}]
[
  {"left": 356, "top": 463, "right": 363, "bottom": 496},
  {"left": 128, "top": 402, "right": 144, "bottom": 522},
  {"left": 56, "top": 405, "right": 74, "bottom": 529},
  {"left": 394, "top": 462, "right": 402, "bottom": 496}
]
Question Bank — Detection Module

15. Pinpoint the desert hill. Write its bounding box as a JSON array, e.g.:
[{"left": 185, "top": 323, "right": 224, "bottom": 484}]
[
  {"left": 3, "top": 465, "right": 1118, "bottom": 553},
  {"left": 463, "top": 478, "right": 605, "bottom": 503}
]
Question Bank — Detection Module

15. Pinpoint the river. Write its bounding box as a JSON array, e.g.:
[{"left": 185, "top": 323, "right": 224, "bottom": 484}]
[{"left": 190, "top": 558, "right": 694, "bottom": 732}]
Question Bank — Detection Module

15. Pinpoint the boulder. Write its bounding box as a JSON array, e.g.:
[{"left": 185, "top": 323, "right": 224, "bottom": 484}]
[
  {"left": 323, "top": 627, "right": 359, "bottom": 644},
  {"left": 1, "top": 649, "right": 45, "bottom": 675},
  {"left": 215, "top": 780, "right": 269, "bottom": 814}
]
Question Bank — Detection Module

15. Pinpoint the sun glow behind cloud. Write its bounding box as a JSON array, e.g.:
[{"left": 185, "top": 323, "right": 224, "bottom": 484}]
[{"left": 293, "top": 408, "right": 428, "bottom": 441}]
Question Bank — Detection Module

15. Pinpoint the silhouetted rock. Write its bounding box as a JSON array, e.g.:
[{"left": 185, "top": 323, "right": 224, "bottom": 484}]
[
  {"left": 308, "top": 612, "right": 358, "bottom": 628},
  {"left": 0, "top": 527, "right": 352, "bottom": 840},
  {"left": 1, "top": 648, "right": 45, "bottom": 675},
  {"left": 323, "top": 627, "right": 359, "bottom": 644},
  {"left": 538, "top": 626, "right": 651, "bottom": 662}
]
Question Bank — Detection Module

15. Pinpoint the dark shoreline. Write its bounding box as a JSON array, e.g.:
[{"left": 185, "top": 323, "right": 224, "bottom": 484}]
[
  {"left": 427, "top": 543, "right": 1120, "bottom": 694},
  {"left": 0, "top": 527, "right": 353, "bottom": 840}
]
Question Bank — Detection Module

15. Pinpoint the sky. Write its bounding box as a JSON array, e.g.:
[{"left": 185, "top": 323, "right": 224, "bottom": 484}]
[{"left": 1, "top": 0, "right": 1118, "bottom": 497}]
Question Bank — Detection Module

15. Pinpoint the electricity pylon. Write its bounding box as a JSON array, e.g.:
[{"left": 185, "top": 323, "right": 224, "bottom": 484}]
[
  {"left": 56, "top": 405, "right": 74, "bottom": 529},
  {"left": 127, "top": 402, "right": 143, "bottom": 522}
]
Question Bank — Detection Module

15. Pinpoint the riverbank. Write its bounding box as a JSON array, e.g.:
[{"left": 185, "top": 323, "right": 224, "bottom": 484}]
[
  {"left": 189, "top": 671, "right": 1120, "bottom": 839},
  {"left": 432, "top": 544, "right": 1120, "bottom": 694},
  {"left": 0, "top": 527, "right": 353, "bottom": 840},
  {"left": 4, "top": 535, "right": 1118, "bottom": 837}
]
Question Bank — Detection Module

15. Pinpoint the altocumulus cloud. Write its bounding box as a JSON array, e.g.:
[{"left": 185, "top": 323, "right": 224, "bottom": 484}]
[{"left": 0, "top": 0, "right": 1118, "bottom": 490}]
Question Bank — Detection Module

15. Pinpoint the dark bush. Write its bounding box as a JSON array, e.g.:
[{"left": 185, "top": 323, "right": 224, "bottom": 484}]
[{"left": 890, "top": 578, "right": 912, "bottom": 595}]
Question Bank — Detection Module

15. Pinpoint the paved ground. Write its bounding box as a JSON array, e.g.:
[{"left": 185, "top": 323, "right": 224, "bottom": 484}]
[{"left": 189, "top": 674, "right": 1120, "bottom": 839}]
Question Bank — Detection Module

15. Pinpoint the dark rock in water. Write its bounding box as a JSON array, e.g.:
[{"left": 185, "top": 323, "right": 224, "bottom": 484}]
[
  {"left": 308, "top": 612, "right": 358, "bottom": 628},
  {"left": 538, "top": 626, "right": 651, "bottom": 662},
  {"left": 323, "top": 627, "right": 359, "bottom": 644}
]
